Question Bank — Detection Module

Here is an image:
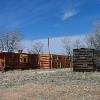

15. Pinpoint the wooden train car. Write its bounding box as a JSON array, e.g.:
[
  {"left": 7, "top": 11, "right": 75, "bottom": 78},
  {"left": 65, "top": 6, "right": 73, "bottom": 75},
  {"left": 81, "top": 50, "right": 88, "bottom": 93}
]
[
  {"left": 39, "top": 54, "right": 71, "bottom": 69},
  {"left": 0, "top": 52, "right": 39, "bottom": 71},
  {"left": 73, "top": 48, "right": 100, "bottom": 72}
]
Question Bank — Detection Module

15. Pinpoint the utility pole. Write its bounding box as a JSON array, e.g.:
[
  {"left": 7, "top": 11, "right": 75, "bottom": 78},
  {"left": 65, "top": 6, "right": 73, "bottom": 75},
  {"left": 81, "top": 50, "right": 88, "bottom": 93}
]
[
  {"left": 48, "top": 37, "right": 52, "bottom": 69},
  {"left": 48, "top": 37, "right": 50, "bottom": 55}
]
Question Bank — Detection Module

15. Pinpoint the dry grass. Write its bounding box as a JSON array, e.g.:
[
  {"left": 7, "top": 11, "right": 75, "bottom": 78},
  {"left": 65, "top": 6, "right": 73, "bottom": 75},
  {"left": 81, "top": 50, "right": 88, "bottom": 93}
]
[{"left": 0, "top": 68, "right": 100, "bottom": 100}]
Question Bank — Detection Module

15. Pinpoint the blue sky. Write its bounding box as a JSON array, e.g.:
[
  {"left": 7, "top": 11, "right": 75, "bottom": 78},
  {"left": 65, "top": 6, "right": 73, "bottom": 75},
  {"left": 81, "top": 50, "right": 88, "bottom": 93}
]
[{"left": 0, "top": 0, "right": 100, "bottom": 40}]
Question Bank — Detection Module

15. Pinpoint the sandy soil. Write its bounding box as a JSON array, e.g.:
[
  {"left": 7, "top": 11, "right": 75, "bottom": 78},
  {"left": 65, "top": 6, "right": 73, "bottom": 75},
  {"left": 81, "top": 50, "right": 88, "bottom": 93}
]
[{"left": 0, "top": 69, "right": 100, "bottom": 100}]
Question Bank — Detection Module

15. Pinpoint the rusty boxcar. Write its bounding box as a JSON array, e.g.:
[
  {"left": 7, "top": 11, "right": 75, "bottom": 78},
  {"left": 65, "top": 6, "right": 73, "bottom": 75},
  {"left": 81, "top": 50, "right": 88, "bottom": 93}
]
[
  {"left": 0, "top": 52, "right": 71, "bottom": 71},
  {"left": 0, "top": 52, "right": 39, "bottom": 71}
]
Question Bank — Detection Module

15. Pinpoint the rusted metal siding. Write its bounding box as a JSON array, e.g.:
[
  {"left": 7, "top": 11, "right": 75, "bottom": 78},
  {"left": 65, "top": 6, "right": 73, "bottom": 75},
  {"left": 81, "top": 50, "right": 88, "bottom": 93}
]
[
  {"left": 28, "top": 54, "right": 39, "bottom": 69},
  {"left": 0, "top": 52, "right": 71, "bottom": 71},
  {"left": 0, "top": 52, "right": 39, "bottom": 70},
  {"left": 5, "top": 53, "right": 19, "bottom": 69},
  {"left": 17, "top": 53, "right": 39, "bottom": 69},
  {"left": 0, "top": 52, "right": 19, "bottom": 70}
]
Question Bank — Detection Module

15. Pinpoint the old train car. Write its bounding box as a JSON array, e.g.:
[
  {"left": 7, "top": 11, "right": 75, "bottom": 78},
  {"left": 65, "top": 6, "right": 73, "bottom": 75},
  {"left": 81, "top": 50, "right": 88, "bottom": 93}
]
[
  {"left": 0, "top": 52, "right": 39, "bottom": 71},
  {"left": 0, "top": 51, "right": 71, "bottom": 71},
  {"left": 73, "top": 48, "right": 100, "bottom": 72},
  {"left": 39, "top": 54, "right": 71, "bottom": 69}
]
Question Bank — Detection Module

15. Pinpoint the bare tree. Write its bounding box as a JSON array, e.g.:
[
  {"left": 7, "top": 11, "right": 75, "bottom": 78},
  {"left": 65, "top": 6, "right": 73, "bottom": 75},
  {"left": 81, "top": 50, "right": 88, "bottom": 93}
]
[
  {"left": 62, "top": 37, "right": 86, "bottom": 57},
  {"left": 74, "top": 39, "right": 81, "bottom": 49},
  {"left": 74, "top": 39, "right": 86, "bottom": 49},
  {"left": 0, "top": 38, "right": 4, "bottom": 51},
  {"left": 62, "top": 37, "right": 73, "bottom": 57},
  {"left": 87, "top": 20, "right": 100, "bottom": 68},
  {"left": 31, "top": 41, "right": 44, "bottom": 54},
  {"left": 0, "top": 32, "right": 23, "bottom": 52},
  {"left": 87, "top": 20, "right": 100, "bottom": 50}
]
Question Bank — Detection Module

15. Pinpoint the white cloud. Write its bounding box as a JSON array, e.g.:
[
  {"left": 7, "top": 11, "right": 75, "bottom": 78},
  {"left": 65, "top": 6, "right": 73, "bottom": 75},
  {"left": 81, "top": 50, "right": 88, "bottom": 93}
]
[
  {"left": 62, "top": 10, "right": 79, "bottom": 20},
  {"left": 21, "top": 34, "right": 86, "bottom": 54}
]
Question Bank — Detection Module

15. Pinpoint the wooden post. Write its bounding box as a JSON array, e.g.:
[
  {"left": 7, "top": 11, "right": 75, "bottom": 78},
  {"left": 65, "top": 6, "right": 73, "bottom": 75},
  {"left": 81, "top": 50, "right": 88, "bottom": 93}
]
[{"left": 50, "top": 54, "right": 52, "bottom": 69}]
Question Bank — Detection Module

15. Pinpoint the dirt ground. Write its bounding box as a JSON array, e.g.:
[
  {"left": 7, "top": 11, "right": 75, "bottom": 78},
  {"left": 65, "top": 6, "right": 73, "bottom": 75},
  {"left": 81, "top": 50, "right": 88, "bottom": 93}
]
[{"left": 0, "top": 69, "right": 100, "bottom": 100}]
